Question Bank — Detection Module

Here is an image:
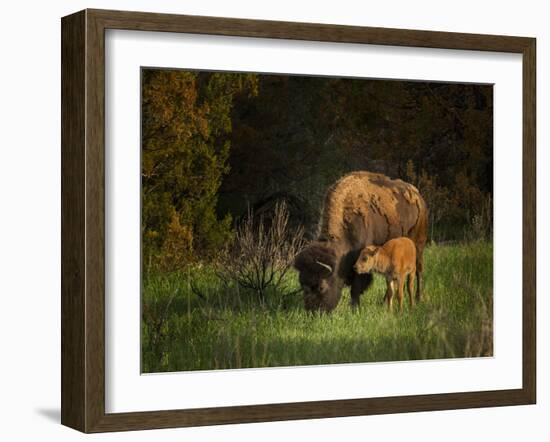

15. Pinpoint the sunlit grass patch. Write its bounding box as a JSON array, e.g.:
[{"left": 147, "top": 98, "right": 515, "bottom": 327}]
[{"left": 142, "top": 241, "right": 493, "bottom": 373}]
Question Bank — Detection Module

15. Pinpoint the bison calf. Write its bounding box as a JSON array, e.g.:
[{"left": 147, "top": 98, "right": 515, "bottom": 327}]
[{"left": 354, "top": 237, "right": 417, "bottom": 311}]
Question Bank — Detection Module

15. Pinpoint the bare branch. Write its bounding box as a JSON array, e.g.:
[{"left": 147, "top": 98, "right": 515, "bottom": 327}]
[{"left": 216, "top": 201, "right": 306, "bottom": 301}]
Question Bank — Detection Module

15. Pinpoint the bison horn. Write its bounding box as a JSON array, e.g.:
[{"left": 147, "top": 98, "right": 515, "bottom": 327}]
[{"left": 315, "top": 260, "right": 333, "bottom": 274}]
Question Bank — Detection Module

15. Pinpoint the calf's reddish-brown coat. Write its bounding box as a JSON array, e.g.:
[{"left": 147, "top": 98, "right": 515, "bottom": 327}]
[{"left": 354, "top": 237, "right": 417, "bottom": 311}]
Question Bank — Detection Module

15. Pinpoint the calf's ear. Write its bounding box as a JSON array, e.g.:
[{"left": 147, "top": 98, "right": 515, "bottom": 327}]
[{"left": 366, "top": 245, "right": 379, "bottom": 256}]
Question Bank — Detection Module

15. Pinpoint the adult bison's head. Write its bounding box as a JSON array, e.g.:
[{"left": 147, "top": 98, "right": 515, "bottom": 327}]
[{"left": 294, "top": 242, "right": 340, "bottom": 312}]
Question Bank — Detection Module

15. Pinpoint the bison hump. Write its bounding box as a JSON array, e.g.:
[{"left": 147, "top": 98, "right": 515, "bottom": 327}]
[{"left": 319, "top": 171, "right": 424, "bottom": 242}]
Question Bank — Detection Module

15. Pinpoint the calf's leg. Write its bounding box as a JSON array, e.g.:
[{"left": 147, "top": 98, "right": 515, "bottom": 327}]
[
  {"left": 397, "top": 276, "right": 405, "bottom": 312},
  {"left": 386, "top": 278, "right": 395, "bottom": 311}
]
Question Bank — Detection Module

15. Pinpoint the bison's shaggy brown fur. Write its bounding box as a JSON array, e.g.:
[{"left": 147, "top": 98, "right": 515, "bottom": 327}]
[
  {"left": 354, "top": 237, "right": 417, "bottom": 311},
  {"left": 294, "top": 171, "right": 428, "bottom": 312}
]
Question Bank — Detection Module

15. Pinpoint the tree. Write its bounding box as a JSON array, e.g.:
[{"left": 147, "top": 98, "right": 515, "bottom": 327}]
[{"left": 141, "top": 69, "right": 258, "bottom": 271}]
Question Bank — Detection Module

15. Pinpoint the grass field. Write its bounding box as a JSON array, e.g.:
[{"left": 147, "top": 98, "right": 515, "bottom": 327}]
[{"left": 141, "top": 241, "right": 493, "bottom": 373}]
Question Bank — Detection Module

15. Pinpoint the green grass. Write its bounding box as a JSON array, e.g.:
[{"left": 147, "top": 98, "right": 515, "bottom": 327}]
[{"left": 141, "top": 241, "right": 493, "bottom": 373}]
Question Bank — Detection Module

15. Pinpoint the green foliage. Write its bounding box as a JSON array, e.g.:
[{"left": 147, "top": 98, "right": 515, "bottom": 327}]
[
  {"left": 142, "top": 242, "right": 493, "bottom": 372},
  {"left": 141, "top": 70, "right": 258, "bottom": 271}
]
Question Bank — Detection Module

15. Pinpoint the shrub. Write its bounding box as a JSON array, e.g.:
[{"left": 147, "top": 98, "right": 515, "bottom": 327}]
[{"left": 217, "top": 202, "right": 306, "bottom": 301}]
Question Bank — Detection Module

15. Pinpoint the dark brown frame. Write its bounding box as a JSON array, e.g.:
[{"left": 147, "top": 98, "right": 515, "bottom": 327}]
[{"left": 61, "top": 8, "right": 536, "bottom": 433}]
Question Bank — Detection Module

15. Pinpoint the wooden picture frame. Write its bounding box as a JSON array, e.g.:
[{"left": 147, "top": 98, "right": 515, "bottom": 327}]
[{"left": 61, "top": 8, "right": 536, "bottom": 433}]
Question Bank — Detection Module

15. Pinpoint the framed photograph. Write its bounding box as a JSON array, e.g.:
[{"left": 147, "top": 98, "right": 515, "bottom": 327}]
[{"left": 61, "top": 9, "right": 536, "bottom": 433}]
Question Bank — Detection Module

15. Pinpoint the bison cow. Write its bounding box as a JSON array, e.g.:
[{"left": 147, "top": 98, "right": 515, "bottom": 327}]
[{"left": 294, "top": 171, "right": 428, "bottom": 312}]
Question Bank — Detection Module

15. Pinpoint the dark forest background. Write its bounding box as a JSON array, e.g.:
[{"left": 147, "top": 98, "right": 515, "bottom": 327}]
[{"left": 141, "top": 69, "right": 493, "bottom": 272}]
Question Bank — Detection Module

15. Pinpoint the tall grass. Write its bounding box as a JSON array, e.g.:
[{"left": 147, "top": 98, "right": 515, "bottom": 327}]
[{"left": 141, "top": 241, "right": 493, "bottom": 373}]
